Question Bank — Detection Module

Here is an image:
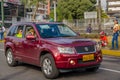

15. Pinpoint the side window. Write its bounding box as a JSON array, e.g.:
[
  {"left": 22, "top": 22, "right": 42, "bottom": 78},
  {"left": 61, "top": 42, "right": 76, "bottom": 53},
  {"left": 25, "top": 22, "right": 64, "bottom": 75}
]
[
  {"left": 7, "top": 26, "right": 17, "bottom": 36},
  {"left": 25, "top": 25, "right": 36, "bottom": 37},
  {"left": 15, "top": 25, "right": 24, "bottom": 38}
]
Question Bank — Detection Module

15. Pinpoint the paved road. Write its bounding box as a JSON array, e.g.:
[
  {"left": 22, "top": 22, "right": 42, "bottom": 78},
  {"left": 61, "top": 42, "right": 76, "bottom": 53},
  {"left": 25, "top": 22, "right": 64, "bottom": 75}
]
[{"left": 0, "top": 43, "right": 120, "bottom": 80}]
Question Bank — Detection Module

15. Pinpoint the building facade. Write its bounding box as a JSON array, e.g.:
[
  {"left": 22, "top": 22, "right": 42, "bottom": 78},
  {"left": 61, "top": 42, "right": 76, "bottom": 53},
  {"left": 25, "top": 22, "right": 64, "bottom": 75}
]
[
  {"left": 0, "top": 0, "right": 50, "bottom": 27},
  {"left": 26, "top": 2, "right": 49, "bottom": 22},
  {"left": 0, "top": 0, "right": 25, "bottom": 28},
  {"left": 107, "top": 0, "right": 120, "bottom": 17}
]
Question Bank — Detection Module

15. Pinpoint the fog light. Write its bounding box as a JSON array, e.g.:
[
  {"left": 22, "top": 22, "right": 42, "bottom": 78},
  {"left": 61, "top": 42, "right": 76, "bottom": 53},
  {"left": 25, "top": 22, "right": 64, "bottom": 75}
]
[
  {"left": 98, "top": 57, "right": 101, "bottom": 60},
  {"left": 97, "top": 57, "right": 101, "bottom": 62},
  {"left": 70, "top": 60, "right": 76, "bottom": 65}
]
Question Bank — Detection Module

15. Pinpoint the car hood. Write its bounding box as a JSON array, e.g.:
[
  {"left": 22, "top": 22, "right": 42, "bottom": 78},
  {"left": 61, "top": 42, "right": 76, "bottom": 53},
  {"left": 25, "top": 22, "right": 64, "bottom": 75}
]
[{"left": 45, "top": 37, "right": 96, "bottom": 46}]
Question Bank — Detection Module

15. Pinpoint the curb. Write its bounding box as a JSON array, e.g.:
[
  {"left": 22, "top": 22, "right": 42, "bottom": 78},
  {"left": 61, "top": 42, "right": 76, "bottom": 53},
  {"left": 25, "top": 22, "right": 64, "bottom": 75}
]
[
  {"left": 0, "top": 40, "right": 4, "bottom": 43},
  {"left": 102, "top": 49, "right": 120, "bottom": 57}
]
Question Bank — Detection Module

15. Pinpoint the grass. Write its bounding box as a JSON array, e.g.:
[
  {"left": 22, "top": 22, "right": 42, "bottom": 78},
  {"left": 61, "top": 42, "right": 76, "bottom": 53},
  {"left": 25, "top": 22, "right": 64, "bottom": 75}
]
[
  {"left": 82, "top": 34, "right": 120, "bottom": 49},
  {"left": 106, "top": 36, "right": 120, "bottom": 49},
  {"left": 93, "top": 35, "right": 120, "bottom": 57}
]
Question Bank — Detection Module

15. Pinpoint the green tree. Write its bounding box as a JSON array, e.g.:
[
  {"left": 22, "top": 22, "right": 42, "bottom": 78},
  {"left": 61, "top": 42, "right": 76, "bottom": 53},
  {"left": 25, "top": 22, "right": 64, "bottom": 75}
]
[
  {"left": 50, "top": 7, "right": 63, "bottom": 22},
  {"left": 89, "top": 0, "right": 96, "bottom": 4},
  {"left": 101, "top": 10, "right": 109, "bottom": 19},
  {"left": 56, "top": 0, "right": 96, "bottom": 19},
  {"left": 21, "top": 0, "right": 45, "bottom": 21}
]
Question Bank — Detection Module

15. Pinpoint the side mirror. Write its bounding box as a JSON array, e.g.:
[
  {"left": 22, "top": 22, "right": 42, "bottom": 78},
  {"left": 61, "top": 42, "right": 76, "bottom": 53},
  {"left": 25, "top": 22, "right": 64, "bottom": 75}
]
[{"left": 26, "top": 35, "right": 36, "bottom": 40}]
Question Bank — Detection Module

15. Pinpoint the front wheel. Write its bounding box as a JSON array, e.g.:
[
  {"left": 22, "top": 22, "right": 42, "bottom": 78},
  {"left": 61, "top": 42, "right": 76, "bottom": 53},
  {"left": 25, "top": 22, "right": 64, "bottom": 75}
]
[
  {"left": 6, "top": 48, "right": 18, "bottom": 67},
  {"left": 41, "top": 54, "right": 59, "bottom": 79}
]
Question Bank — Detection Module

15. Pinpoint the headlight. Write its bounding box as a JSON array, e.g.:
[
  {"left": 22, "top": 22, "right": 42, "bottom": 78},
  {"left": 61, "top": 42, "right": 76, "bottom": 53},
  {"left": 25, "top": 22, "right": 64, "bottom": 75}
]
[
  {"left": 57, "top": 47, "right": 75, "bottom": 54},
  {"left": 95, "top": 43, "right": 101, "bottom": 51}
]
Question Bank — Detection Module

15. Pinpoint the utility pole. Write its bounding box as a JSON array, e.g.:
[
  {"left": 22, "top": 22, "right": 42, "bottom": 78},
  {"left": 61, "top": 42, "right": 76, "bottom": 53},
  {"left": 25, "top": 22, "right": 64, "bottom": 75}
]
[
  {"left": 98, "top": 0, "right": 101, "bottom": 32},
  {"left": 1, "top": 0, "right": 4, "bottom": 26},
  {"left": 53, "top": 0, "right": 56, "bottom": 22}
]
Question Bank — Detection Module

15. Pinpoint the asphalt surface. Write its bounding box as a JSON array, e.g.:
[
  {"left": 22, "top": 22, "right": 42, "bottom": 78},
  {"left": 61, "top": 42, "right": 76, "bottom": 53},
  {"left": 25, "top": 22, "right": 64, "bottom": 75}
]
[{"left": 0, "top": 43, "right": 120, "bottom": 80}]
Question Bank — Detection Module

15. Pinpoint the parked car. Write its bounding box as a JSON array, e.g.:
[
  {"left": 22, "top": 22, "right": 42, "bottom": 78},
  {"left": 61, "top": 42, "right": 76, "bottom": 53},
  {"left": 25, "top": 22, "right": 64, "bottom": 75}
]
[{"left": 4, "top": 22, "right": 102, "bottom": 79}]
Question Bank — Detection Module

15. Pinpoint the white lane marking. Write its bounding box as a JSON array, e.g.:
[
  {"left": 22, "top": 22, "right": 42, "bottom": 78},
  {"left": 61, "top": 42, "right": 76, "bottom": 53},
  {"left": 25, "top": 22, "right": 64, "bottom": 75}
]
[
  {"left": 100, "top": 68, "right": 120, "bottom": 74},
  {"left": 0, "top": 49, "right": 4, "bottom": 52}
]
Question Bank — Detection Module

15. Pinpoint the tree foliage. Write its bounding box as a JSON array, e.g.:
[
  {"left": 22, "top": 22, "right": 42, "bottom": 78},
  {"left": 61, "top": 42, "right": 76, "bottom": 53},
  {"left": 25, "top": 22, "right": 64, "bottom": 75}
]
[
  {"left": 56, "top": 0, "right": 96, "bottom": 19},
  {"left": 89, "top": 0, "right": 97, "bottom": 4},
  {"left": 101, "top": 10, "right": 109, "bottom": 19}
]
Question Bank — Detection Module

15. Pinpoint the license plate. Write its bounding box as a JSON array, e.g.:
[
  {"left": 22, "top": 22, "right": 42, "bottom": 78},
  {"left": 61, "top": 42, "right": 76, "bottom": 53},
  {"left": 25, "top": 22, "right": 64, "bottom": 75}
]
[{"left": 83, "top": 54, "right": 94, "bottom": 61}]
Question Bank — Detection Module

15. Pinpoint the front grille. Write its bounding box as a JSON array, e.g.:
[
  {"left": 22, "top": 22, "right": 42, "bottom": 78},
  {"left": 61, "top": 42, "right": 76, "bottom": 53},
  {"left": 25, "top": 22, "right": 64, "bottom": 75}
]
[{"left": 75, "top": 45, "right": 95, "bottom": 53}]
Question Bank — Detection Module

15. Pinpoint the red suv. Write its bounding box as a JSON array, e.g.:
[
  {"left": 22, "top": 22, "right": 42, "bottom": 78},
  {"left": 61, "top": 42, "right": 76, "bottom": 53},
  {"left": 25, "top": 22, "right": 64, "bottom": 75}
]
[{"left": 4, "top": 22, "right": 102, "bottom": 79}]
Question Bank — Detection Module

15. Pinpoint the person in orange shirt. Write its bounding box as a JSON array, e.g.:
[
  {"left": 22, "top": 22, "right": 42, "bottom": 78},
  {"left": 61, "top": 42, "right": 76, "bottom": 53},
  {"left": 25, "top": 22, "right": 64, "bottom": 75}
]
[{"left": 100, "top": 31, "right": 108, "bottom": 47}]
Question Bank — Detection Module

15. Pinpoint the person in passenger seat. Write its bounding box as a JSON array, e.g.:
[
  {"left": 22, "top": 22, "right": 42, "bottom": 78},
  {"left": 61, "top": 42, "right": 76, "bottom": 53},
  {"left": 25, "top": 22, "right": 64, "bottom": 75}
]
[{"left": 26, "top": 28, "right": 36, "bottom": 37}]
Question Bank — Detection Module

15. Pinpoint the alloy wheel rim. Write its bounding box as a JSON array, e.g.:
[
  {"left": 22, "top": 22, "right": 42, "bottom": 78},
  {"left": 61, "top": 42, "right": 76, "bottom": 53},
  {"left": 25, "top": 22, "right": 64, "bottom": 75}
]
[
  {"left": 43, "top": 58, "right": 52, "bottom": 75},
  {"left": 7, "top": 51, "right": 13, "bottom": 64}
]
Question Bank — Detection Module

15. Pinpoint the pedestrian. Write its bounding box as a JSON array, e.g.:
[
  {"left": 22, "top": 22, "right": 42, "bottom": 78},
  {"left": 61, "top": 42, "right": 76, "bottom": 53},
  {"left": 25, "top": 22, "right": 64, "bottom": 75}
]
[
  {"left": 111, "top": 19, "right": 119, "bottom": 50},
  {"left": 86, "top": 24, "right": 92, "bottom": 34},
  {"left": 0, "top": 23, "right": 5, "bottom": 40},
  {"left": 99, "top": 31, "right": 108, "bottom": 47}
]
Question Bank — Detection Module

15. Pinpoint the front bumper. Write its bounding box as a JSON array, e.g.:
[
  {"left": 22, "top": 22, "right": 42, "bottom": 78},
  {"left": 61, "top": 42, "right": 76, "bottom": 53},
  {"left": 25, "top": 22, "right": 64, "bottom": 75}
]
[
  {"left": 55, "top": 51, "right": 102, "bottom": 69},
  {"left": 59, "top": 64, "right": 100, "bottom": 73}
]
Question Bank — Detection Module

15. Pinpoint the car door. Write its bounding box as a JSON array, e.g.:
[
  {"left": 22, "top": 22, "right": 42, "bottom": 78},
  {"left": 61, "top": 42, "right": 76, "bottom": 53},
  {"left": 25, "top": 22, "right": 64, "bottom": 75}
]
[
  {"left": 13, "top": 25, "right": 25, "bottom": 61},
  {"left": 22, "top": 25, "right": 40, "bottom": 65}
]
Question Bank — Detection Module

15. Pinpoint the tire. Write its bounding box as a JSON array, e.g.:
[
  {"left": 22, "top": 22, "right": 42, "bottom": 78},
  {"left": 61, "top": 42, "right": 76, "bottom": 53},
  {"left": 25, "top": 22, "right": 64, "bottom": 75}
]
[
  {"left": 41, "top": 54, "right": 59, "bottom": 79},
  {"left": 86, "top": 66, "right": 99, "bottom": 72},
  {"left": 6, "top": 48, "right": 18, "bottom": 67}
]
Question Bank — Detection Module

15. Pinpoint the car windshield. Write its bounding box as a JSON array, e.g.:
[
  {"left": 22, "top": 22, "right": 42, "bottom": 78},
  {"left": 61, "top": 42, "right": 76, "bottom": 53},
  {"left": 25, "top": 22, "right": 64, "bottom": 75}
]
[{"left": 36, "top": 24, "right": 77, "bottom": 38}]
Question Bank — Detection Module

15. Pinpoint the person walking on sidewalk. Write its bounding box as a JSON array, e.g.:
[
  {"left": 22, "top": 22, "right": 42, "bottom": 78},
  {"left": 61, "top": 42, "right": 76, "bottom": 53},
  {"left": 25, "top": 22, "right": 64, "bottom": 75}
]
[
  {"left": 0, "top": 23, "right": 5, "bottom": 40},
  {"left": 111, "top": 19, "right": 119, "bottom": 50}
]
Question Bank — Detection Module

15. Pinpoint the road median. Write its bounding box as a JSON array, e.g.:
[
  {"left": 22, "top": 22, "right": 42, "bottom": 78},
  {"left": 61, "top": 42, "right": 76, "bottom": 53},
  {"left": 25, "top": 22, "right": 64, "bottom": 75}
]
[
  {"left": 0, "top": 40, "right": 4, "bottom": 43},
  {"left": 102, "top": 49, "right": 120, "bottom": 57}
]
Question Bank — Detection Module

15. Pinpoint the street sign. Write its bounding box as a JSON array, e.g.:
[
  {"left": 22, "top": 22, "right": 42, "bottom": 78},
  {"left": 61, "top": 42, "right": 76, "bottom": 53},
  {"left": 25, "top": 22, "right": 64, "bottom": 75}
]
[{"left": 84, "top": 12, "right": 97, "bottom": 19}]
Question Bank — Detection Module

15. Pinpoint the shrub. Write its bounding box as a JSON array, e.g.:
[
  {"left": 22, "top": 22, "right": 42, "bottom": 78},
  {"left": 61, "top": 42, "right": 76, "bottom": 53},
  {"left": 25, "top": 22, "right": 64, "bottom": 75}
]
[{"left": 79, "top": 33, "right": 100, "bottom": 39}]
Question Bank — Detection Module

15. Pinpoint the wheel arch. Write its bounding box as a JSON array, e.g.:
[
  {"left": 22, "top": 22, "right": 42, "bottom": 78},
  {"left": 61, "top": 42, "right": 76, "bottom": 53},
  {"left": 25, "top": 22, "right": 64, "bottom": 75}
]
[
  {"left": 39, "top": 50, "right": 55, "bottom": 66},
  {"left": 5, "top": 45, "right": 14, "bottom": 56}
]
